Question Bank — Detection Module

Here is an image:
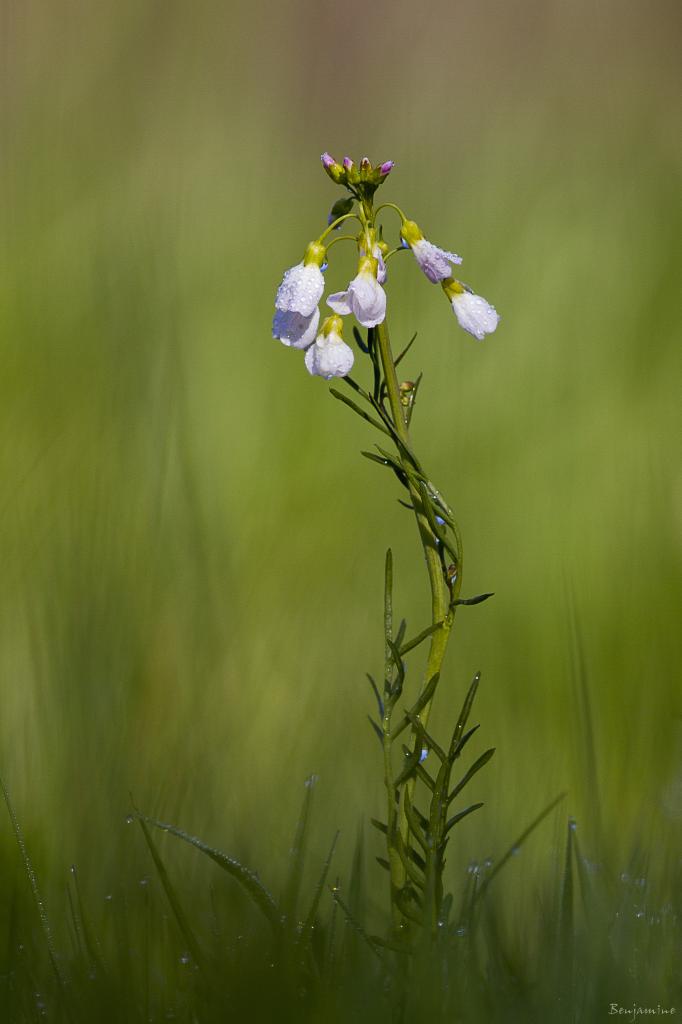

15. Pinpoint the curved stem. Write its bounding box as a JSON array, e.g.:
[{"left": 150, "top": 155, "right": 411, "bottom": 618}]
[
  {"left": 325, "top": 233, "right": 359, "bottom": 253},
  {"left": 316, "top": 212, "right": 362, "bottom": 244},
  {"left": 375, "top": 202, "right": 408, "bottom": 224}
]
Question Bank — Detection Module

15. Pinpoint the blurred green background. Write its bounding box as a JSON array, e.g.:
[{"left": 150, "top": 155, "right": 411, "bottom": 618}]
[{"left": 0, "top": 0, "right": 680, "bottom": 926}]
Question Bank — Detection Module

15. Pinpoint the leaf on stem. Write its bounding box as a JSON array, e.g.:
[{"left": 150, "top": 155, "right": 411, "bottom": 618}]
[
  {"left": 399, "top": 622, "right": 444, "bottom": 658},
  {"left": 445, "top": 802, "right": 484, "bottom": 834},
  {"left": 351, "top": 325, "right": 370, "bottom": 354},
  {"left": 449, "top": 672, "right": 481, "bottom": 758},
  {"left": 394, "top": 332, "right": 418, "bottom": 368},
  {"left": 361, "top": 450, "right": 409, "bottom": 488},
  {"left": 366, "top": 673, "right": 384, "bottom": 719},
  {"left": 367, "top": 716, "right": 383, "bottom": 743},
  {"left": 448, "top": 749, "right": 495, "bottom": 805},
  {"left": 453, "top": 593, "right": 495, "bottom": 606},
  {"left": 329, "top": 388, "right": 389, "bottom": 435}
]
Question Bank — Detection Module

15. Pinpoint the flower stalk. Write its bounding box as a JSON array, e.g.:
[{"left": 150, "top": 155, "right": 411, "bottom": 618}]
[{"left": 272, "top": 154, "right": 498, "bottom": 938}]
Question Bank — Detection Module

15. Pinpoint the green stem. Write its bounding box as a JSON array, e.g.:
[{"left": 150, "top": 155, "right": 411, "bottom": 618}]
[
  {"left": 375, "top": 317, "right": 457, "bottom": 931},
  {"left": 358, "top": 195, "right": 460, "bottom": 932}
]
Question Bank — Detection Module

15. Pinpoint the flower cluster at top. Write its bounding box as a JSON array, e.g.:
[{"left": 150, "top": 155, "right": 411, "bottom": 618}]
[{"left": 272, "top": 154, "right": 499, "bottom": 380}]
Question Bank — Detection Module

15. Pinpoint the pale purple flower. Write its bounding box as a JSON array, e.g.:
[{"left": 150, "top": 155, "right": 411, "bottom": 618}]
[
  {"left": 272, "top": 307, "right": 320, "bottom": 349},
  {"left": 378, "top": 161, "right": 394, "bottom": 177},
  {"left": 400, "top": 219, "right": 462, "bottom": 284},
  {"left": 411, "top": 239, "right": 463, "bottom": 283},
  {"left": 304, "top": 317, "right": 354, "bottom": 379},
  {"left": 327, "top": 261, "right": 387, "bottom": 328}
]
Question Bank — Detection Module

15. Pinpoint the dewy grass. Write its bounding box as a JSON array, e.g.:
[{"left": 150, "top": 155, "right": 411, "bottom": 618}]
[{"left": 0, "top": 157, "right": 680, "bottom": 1022}]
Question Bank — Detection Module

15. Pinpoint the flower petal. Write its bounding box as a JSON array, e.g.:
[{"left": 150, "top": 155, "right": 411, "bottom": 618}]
[
  {"left": 272, "top": 307, "right": 320, "bottom": 349},
  {"left": 326, "top": 291, "right": 353, "bottom": 316},
  {"left": 275, "top": 262, "right": 325, "bottom": 317},
  {"left": 412, "top": 239, "right": 462, "bottom": 284},
  {"left": 348, "top": 272, "right": 386, "bottom": 327},
  {"left": 304, "top": 335, "right": 355, "bottom": 379},
  {"left": 451, "top": 292, "right": 499, "bottom": 340}
]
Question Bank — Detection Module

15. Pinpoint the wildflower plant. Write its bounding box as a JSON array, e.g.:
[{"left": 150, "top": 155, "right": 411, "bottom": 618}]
[{"left": 273, "top": 155, "right": 500, "bottom": 940}]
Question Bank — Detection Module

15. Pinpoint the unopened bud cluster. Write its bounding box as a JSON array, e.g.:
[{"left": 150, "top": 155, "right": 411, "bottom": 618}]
[{"left": 272, "top": 154, "right": 499, "bottom": 380}]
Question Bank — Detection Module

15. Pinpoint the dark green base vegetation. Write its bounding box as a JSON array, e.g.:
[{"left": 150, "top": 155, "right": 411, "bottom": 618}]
[{"left": 2, "top": 772, "right": 680, "bottom": 1023}]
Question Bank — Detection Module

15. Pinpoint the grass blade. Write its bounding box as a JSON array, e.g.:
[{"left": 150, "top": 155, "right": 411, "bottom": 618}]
[
  {"left": 0, "top": 776, "right": 67, "bottom": 993},
  {"left": 473, "top": 791, "right": 567, "bottom": 906},
  {"left": 282, "top": 774, "right": 317, "bottom": 926},
  {"left": 136, "top": 812, "right": 281, "bottom": 932},
  {"left": 135, "top": 814, "right": 205, "bottom": 968}
]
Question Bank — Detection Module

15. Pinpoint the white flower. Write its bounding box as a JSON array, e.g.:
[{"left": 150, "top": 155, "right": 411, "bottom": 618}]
[
  {"left": 401, "top": 219, "right": 462, "bottom": 284},
  {"left": 304, "top": 316, "right": 354, "bottom": 379},
  {"left": 275, "top": 244, "right": 326, "bottom": 317},
  {"left": 272, "top": 307, "right": 320, "bottom": 349},
  {"left": 448, "top": 287, "right": 499, "bottom": 341},
  {"left": 327, "top": 260, "right": 386, "bottom": 328}
]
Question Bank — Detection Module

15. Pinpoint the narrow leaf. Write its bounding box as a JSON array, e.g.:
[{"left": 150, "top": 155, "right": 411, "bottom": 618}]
[
  {"left": 445, "top": 802, "right": 484, "bottom": 834},
  {"left": 409, "top": 672, "right": 441, "bottom": 718},
  {"left": 403, "top": 711, "right": 447, "bottom": 763},
  {"left": 451, "top": 723, "right": 481, "bottom": 761},
  {"left": 448, "top": 748, "right": 495, "bottom": 805},
  {"left": 367, "top": 716, "right": 383, "bottom": 743},
  {"left": 366, "top": 673, "right": 384, "bottom": 719},
  {"left": 329, "top": 388, "right": 389, "bottom": 434},
  {"left": 449, "top": 672, "right": 481, "bottom": 758},
  {"left": 453, "top": 593, "right": 494, "bottom": 606},
  {"left": 394, "top": 332, "right": 418, "bottom": 368},
  {"left": 399, "top": 622, "right": 444, "bottom": 658}
]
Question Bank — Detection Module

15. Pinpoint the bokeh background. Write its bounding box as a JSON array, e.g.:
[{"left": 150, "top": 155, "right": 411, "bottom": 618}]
[{"left": 0, "top": 0, "right": 680, "bottom": 932}]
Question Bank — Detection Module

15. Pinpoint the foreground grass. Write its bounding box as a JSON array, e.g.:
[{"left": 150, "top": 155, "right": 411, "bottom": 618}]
[{"left": 1, "top": 775, "right": 679, "bottom": 1024}]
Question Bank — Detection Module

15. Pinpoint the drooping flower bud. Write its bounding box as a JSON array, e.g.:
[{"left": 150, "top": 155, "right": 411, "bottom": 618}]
[{"left": 442, "top": 278, "right": 499, "bottom": 341}]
